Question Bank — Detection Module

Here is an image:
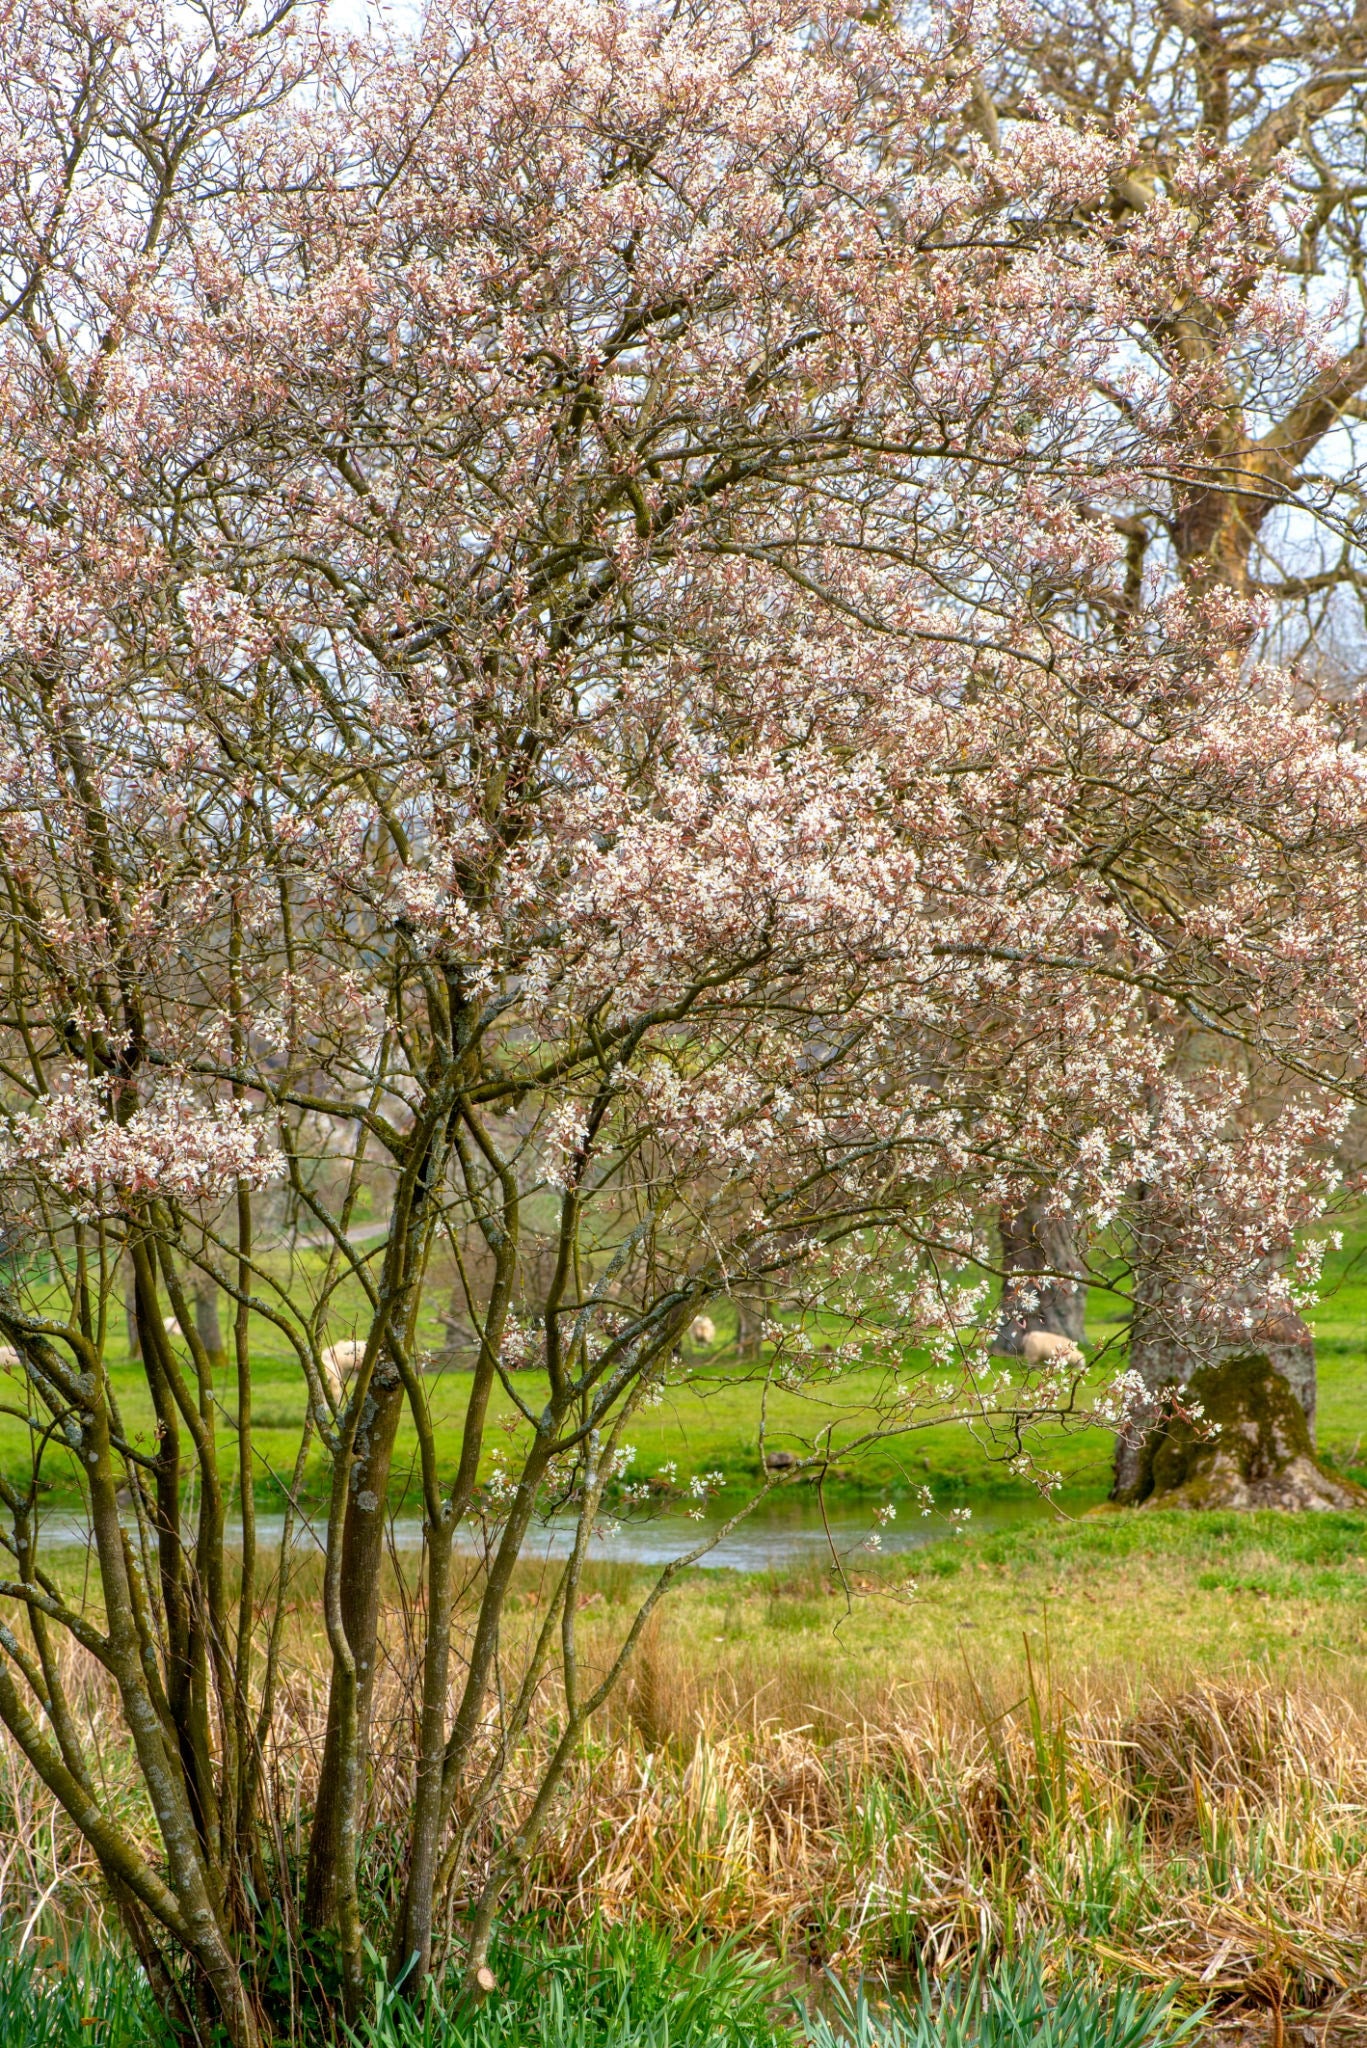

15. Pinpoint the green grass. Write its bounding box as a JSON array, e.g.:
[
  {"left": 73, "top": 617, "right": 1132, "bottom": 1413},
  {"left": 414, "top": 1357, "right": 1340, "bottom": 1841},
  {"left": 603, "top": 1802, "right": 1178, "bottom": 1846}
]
[
  {"left": 807, "top": 1957, "right": 1199, "bottom": 2048},
  {"left": 0, "top": 1918, "right": 1200, "bottom": 2048},
  {"left": 3, "top": 1219, "right": 1365, "bottom": 1514},
  {"left": 571, "top": 1510, "right": 1367, "bottom": 1717},
  {"left": 359, "top": 1924, "right": 1198, "bottom": 2048},
  {"left": 0, "top": 1935, "right": 173, "bottom": 2048},
  {"left": 362, "top": 1919, "right": 795, "bottom": 2048}
]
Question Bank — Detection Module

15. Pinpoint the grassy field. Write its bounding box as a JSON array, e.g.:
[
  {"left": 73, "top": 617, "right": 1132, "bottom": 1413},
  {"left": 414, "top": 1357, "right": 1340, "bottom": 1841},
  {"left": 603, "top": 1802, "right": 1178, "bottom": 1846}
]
[
  {"left": 2, "top": 1222, "right": 1364, "bottom": 1516},
  {"left": 6, "top": 1512, "right": 1367, "bottom": 2032},
  {"left": 584, "top": 1508, "right": 1367, "bottom": 1713},
  {"left": 509, "top": 1512, "right": 1367, "bottom": 2025}
]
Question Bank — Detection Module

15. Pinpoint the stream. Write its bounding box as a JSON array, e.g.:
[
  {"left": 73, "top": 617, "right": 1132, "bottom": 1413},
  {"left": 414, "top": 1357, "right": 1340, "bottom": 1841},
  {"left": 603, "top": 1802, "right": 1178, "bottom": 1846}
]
[{"left": 35, "top": 1490, "right": 1069, "bottom": 1570}]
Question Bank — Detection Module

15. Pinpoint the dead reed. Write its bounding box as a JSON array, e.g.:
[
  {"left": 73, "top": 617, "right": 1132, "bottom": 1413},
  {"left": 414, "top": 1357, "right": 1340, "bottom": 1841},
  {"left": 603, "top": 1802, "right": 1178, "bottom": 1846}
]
[
  {"left": 3, "top": 1581, "right": 1366, "bottom": 2025},
  {"left": 519, "top": 1646, "right": 1367, "bottom": 2018}
]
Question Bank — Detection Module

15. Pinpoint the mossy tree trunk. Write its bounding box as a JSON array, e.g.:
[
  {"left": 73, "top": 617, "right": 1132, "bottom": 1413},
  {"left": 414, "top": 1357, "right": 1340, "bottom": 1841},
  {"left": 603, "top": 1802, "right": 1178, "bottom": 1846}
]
[
  {"left": 1123, "top": 1353, "right": 1361, "bottom": 1512},
  {"left": 1114, "top": 1261, "right": 1318, "bottom": 1503}
]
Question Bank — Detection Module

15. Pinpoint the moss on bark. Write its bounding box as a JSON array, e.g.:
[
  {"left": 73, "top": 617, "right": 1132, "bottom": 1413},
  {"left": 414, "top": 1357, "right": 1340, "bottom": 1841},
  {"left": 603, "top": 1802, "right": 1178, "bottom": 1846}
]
[{"left": 1120, "top": 1351, "right": 1365, "bottom": 1512}]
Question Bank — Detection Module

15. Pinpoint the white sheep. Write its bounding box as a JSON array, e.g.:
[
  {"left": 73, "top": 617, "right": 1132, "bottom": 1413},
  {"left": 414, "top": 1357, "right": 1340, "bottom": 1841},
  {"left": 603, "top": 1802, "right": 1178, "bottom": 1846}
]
[
  {"left": 1021, "top": 1329, "right": 1084, "bottom": 1368},
  {"left": 0, "top": 1343, "right": 17, "bottom": 1370},
  {"left": 690, "top": 1314, "right": 717, "bottom": 1347},
  {"left": 320, "top": 1337, "right": 367, "bottom": 1405}
]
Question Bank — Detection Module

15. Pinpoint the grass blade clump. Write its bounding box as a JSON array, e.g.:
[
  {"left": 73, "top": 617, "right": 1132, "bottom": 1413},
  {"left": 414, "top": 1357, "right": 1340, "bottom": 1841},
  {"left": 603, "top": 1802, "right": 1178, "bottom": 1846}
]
[
  {"left": 806, "top": 1951, "right": 1199, "bottom": 2048},
  {"left": 357, "top": 1918, "right": 797, "bottom": 2048},
  {"left": 0, "top": 1934, "right": 172, "bottom": 2048}
]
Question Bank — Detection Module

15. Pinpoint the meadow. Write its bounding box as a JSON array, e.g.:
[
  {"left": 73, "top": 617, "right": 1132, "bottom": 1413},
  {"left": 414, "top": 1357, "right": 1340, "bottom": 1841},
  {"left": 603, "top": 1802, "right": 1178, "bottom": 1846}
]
[
  {"left": 4, "top": 1238, "right": 1367, "bottom": 2041},
  {"left": 5, "top": 1221, "right": 1366, "bottom": 1520},
  {"left": 5, "top": 1512, "right": 1367, "bottom": 2042}
]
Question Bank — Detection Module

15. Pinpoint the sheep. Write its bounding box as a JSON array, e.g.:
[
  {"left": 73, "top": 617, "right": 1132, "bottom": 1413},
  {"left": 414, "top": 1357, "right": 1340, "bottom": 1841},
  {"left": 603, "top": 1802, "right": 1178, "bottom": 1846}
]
[
  {"left": 0, "top": 1343, "right": 17, "bottom": 1370},
  {"left": 320, "top": 1337, "right": 366, "bottom": 1406},
  {"left": 1021, "top": 1329, "right": 1084, "bottom": 1368},
  {"left": 690, "top": 1314, "right": 717, "bottom": 1347}
]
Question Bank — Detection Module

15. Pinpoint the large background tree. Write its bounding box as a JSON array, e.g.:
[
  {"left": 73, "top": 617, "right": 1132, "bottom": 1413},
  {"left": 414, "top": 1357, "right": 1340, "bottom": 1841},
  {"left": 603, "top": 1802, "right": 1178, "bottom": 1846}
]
[
  {"left": 966, "top": 0, "right": 1367, "bottom": 1473},
  {"left": 1, "top": 0, "right": 1366, "bottom": 2040}
]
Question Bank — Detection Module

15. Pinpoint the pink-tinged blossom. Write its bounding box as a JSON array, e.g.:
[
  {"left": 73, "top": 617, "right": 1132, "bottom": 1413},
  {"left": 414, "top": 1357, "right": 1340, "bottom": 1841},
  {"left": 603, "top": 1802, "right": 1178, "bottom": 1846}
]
[
  {"left": 2, "top": 1079, "right": 280, "bottom": 1212},
  {"left": 0, "top": 0, "right": 1360, "bottom": 1482}
]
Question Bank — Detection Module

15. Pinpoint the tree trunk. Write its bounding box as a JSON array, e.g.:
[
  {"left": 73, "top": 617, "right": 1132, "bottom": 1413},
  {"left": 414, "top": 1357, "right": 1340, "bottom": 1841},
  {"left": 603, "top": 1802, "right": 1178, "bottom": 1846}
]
[
  {"left": 194, "top": 1278, "right": 226, "bottom": 1374},
  {"left": 1114, "top": 1261, "right": 1318, "bottom": 1502},
  {"left": 1122, "top": 1352, "right": 1359, "bottom": 1511},
  {"left": 125, "top": 1255, "right": 140, "bottom": 1361},
  {"left": 304, "top": 1359, "right": 406, "bottom": 1929},
  {"left": 1109, "top": 362, "right": 1322, "bottom": 1504},
  {"left": 733, "top": 1278, "right": 770, "bottom": 1360},
  {"left": 993, "top": 1200, "right": 1086, "bottom": 1355}
]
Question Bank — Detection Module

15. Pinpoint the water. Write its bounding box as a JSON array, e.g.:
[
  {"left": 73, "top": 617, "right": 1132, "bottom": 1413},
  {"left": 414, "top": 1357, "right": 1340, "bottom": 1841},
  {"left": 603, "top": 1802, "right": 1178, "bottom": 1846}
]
[{"left": 34, "top": 1491, "right": 1065, "bottom": 1570}]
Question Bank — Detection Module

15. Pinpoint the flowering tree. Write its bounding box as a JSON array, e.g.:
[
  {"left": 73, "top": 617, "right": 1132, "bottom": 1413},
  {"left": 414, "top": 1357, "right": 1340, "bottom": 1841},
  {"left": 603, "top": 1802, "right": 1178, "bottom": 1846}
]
[
  {"left": 0, "top": 0, "right": 1366, "bottom": 2038},
  {"left": 984, "top": 0, "right": 1367, "bottom": 624},
  {"left": 969, "top": 0, "right": 1367, "bottom": 1468}
]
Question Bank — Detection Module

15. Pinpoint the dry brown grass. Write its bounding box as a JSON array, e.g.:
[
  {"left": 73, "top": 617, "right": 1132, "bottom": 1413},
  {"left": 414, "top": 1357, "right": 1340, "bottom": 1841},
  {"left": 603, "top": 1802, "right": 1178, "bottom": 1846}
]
[
  {"left": 509, "top": 1635, "right": 1367, "bottom": 2016},
  {"left": 3, "top": 1560, "right": 1367, "bottom": 2025}
]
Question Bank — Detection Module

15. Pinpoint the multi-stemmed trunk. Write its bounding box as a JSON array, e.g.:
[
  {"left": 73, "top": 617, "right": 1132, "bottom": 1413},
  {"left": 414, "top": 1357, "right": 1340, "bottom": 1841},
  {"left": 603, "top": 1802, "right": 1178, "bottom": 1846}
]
[{"left": 303, "top": 1363, "right": 407, "bottom": 1932}]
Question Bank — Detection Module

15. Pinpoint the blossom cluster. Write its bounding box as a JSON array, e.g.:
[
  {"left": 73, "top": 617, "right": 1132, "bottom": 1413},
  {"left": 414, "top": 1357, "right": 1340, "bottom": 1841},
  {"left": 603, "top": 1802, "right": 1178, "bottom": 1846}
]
[
  {"left": 2, "top": 1078, "right": 280, "bottom": 1214},
  {"left": 0, "top": 0, "right": 1359, "bottom": 1474}
]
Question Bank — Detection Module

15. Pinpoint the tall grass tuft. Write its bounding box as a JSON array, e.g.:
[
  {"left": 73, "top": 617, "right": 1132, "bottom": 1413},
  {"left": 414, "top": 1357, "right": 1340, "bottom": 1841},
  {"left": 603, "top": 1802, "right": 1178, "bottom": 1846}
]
[
  {"left": 0, "top": 1934, "right": 172, "bottom": 2048},
  {"left": 355, "top": 1918, "right": 795, "bottom": 2048},
  {"left": 808, "top": 1955, "right": 1200, "bottom": 2048}
]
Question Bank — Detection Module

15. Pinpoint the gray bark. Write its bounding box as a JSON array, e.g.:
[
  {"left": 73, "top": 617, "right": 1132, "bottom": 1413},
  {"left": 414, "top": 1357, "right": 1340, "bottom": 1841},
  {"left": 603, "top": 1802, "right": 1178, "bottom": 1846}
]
[
  {"left": 993, "top": 1200, "right": 1086, "bottom": 1354},
  {"left": 733, "top": 1279, "right": 770, "bottom": 1360},
  {"left": 304, "top": 1360, "right": 406, "bottom": 1932},
  {"left": 125, "top": 1256, "right": 140, "bottom": 1360},
  {"left": 194, "top": 1278, "right": 226, "bottom": 1372}
]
